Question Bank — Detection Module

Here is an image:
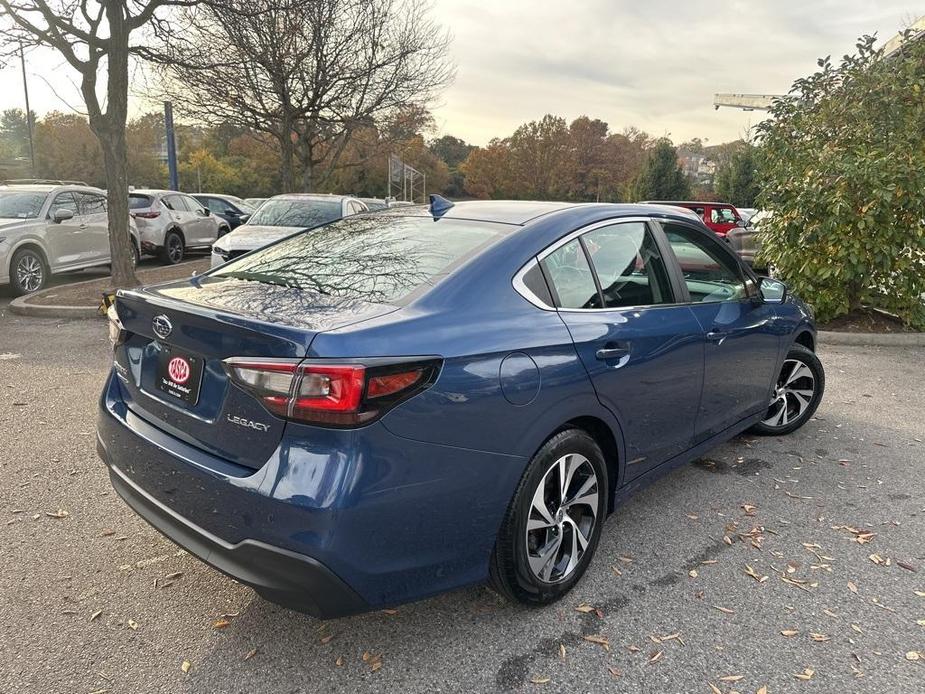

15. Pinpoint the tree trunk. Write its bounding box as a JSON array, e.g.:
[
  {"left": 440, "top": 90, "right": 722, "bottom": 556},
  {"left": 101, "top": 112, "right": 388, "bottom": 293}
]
[{"left": 99, "top": 127, "right": 139, "bottom": 288}]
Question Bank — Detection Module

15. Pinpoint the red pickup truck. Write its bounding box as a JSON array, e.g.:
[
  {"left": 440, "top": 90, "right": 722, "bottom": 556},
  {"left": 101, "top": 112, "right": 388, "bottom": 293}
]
[{"left": 641, "top": 201, "right": 746, "bottom": 237}]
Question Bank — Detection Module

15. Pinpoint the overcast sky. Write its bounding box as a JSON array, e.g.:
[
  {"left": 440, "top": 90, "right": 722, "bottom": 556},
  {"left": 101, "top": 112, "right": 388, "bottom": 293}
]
[{"left": 1, "top": 0, "right": 920, "bottom": 147}]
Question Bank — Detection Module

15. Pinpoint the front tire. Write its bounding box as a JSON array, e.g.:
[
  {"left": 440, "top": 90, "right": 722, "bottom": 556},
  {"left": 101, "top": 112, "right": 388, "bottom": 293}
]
[
  {"left": 10, "top": 248, "right": 48, "bottom": 296},
  {"left": 159, "top": 230, "right": 184, "bottom": 265},
  {"left": 490, "top": 429, "right": 607, "bottom": 606},
  {"left": 751, "top": 344, "right": 825, "bottom": 436}
]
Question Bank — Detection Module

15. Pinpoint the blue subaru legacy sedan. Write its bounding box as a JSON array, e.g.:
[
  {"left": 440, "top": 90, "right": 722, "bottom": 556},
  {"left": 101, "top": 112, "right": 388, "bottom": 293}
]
[{"left": 98, "top": 198, "right": 824, "bottom": 618}]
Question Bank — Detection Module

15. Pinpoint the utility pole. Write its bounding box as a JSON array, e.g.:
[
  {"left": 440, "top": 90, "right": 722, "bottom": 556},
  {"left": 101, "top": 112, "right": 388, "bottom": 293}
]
[
  {"left": 18, "top": 42, "right": 35, "bottom": 177},
  {"left": 164, "top": 101, "right": 179, "bottom": 190}
]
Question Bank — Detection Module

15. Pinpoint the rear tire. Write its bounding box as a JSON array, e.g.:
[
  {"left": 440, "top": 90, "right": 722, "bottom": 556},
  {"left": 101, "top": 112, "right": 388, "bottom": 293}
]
[
  {"left": 130, "top": 239, "right": 140, "bottom": 268},
  {"left": 750, "top": 344, "right": 825, "bottom": 436},
  {"left": 159, "top": 230, "right": 184, "bottom": 265},
  {"left": 490, "top": 429, "right": 607, "bottom": 606},
  {"left": 10, "top": 248, "right": 48, "bottom": 296}
]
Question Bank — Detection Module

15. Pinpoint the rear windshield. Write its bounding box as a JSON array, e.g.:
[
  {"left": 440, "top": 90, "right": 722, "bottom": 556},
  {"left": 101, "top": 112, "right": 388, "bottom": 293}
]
[
  {"left": 211, "top": 214, "right": 507, "bottom": 304},
  {"left": 0, "top": 191, "right": 47, "bottom": 218},
  {"left": 247, "top": 199, "right": 342, "bottom": 227},
  {"left": 129, "top": 194, "right": 154, "bottom": 209}
]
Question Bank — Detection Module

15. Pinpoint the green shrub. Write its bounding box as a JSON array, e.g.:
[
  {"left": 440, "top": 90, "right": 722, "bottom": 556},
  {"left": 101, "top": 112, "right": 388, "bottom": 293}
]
[{"left": 756, "top": 33, "right": 925, "bottom": 329}]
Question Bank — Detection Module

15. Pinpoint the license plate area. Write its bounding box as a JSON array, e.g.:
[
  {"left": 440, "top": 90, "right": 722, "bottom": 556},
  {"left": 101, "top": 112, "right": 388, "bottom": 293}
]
[{"left": 156, "top": 345, "right": 204, "bottom": 406}]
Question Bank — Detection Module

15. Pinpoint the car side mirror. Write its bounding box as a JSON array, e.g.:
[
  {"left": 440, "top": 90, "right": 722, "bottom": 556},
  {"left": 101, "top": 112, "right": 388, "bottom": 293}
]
[
  {"left": 239, "top": 214, "right": 250, "bottom": 223},
  {"left": 52, "top": 208, "right": 74, "bottom": 223},
  {"left": 201, "top": 207, "right": 210, "bottom": 216},
  {"left": 759, "top": 277, "right": 787, "bottom": 303},
  {"left": 735, "top": 219, "right": 747, "bottom": 227}
]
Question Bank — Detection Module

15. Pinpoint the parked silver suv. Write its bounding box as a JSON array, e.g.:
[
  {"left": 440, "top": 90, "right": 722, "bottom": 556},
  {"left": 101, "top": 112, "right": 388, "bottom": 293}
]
[
  {"left": 0, "top": 182, "right": 140, "bottom": 296},
  {"left": 129, "top": 189, "right": 228, "bottom": 265}
]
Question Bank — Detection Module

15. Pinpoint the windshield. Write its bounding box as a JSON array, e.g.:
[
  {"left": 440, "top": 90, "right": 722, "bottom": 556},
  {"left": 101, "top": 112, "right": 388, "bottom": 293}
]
[
  {"left": 0, "top": 191, "right": 47, "bottom": 219},
  {"left": 211, "top": 214, "right": 507, "bottom": 304},
  {"left": 247, "top": 199, "right": 342, "bottom": 228}
]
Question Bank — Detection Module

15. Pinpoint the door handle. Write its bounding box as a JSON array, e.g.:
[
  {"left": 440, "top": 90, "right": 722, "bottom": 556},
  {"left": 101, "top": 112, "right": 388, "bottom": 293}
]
[
  {"left": 706, "top": 330, "right": 728, "bottom": 344},
  {"left": 596, "top": 346, "right": 630, "bottom": 361}
]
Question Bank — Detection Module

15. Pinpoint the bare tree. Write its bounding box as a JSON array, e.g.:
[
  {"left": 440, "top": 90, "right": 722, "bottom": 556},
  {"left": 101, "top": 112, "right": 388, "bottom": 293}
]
[
  {"left": 0, "top": 0, "right": 195, "bottom": 288},
  {"left": 156, "top": 0, "right": 453, "bottom": 192}
]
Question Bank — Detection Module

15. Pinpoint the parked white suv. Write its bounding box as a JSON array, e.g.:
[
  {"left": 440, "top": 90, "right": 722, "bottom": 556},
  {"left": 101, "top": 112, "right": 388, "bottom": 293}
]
[
  {"left": 0, "top": 182, "right": 140, "bottom": 296},
  {"left": 210, "top": 193, "right": 368, "bottom": 267},
  {"left": 129, "top": 189, "right": 228, "bottom": 265}
]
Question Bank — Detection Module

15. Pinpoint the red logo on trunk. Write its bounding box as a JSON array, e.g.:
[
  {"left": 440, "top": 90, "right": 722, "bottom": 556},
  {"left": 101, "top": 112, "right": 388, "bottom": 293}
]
[{"left": 168, "top": 356, "right": 190, "bottom": 384}]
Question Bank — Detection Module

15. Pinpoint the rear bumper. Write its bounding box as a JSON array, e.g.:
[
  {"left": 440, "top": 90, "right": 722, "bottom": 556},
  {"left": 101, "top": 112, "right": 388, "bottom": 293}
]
[
  {"left": 97, "top": 370, "right": 526, "bottom": 615},
  {"left": 100, "top": 441, "right": 369, "bottom": 618}
]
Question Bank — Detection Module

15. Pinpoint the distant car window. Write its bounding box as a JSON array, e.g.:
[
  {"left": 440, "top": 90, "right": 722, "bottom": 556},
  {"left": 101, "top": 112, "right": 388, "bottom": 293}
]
[
  {"left": 0, "top": 191, "right": 47, "bottom": 218},
  {"left": 182, "top": 195, "right": 205, "bottom": 213},
  {"left": 663, "top": 223, "right": 748, "bottom": 303},
  {"left": 212, "top": 215, "right": 507, "bottom": 304},
  {"left": 582, "top": 222, "right": 673, "bottom": 308},
  {"left": 202, "top": 197, "right": 232, "bottom": 214},
  {"left": 75, "top": 192, "right": 107, "bottom": 215},
  {"left": 161, "top": 194, "right": 182, "bottom": 211},
  {"left": 362, "top": 199, "right": 388, "bottom": 211},
  {"left": 49, "top": 192, "right": 79, "bottom": 217},
  {"left": 247, "top": 199, "right": 343, "bottom": 228},
  {"left": 541, "top": 238, "right": 601, "bottom": 310},
  {"left": 129, "top": 194, "right": 154, "bottom": 210},
  {"left": 710, "top": 207, "right": 738, "bottom": 224}
]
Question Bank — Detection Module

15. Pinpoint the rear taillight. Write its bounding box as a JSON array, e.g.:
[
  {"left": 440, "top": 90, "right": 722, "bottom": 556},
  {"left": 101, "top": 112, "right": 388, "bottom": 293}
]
[
  {"left": 131, "top": 211, "right": 160, "bottom": 219},
  {"left": 223, "top": 358, "right": 439, "bottom": 427}
]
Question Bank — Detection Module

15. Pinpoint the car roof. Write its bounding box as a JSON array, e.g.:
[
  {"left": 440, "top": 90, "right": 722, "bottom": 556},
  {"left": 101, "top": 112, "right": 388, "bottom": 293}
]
[
  {"left": 642, "top": 200, "right": 736, "bottom": 208},
  {"left": 0, "top": 183, "right": 103, "bottom": 194},
  {"left": 267, "top": 193, "right": 356, "bottom": 203},
  {"left": 131, "top": 189, "right": 189, "bottom": 196},
  {"left": 193, "top": 193, "right": 239, "bottom": 200}
]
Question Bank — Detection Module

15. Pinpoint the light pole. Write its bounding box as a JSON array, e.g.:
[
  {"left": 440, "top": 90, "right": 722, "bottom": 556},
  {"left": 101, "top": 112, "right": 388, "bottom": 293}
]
[{"left": 18, "top": 42, "right": 35, "bottom": 177}]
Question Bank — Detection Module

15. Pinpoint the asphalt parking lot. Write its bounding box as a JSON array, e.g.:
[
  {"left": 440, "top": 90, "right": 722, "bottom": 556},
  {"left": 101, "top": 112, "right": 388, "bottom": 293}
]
[{"left": 1, "top": 303, "right": 923, "bottom": 694}]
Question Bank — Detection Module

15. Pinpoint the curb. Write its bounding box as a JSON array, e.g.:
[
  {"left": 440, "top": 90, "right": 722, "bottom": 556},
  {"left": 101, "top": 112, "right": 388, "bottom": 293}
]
[
  {"left": 817, "top": 330, "right": 925, "bottom": 346},
  {"left": 9, "top": 273, "right": 107, "bottom": 319}
]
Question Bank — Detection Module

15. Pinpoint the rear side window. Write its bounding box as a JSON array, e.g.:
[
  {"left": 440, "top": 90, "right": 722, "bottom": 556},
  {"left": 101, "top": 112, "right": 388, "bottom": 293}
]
[
  {"left": 710, "top": 207, "right": 737, "bottom": 224},
  {"left": 541, "top": 239, "right": 601, "bottom": 309},
  {"left": 212, "top": 215, "right": 508, "bottom": 304},
  {"left": 129, "top": 194, "right": 153, "bottom": 209},
  {"left": 582, "top": 222, "right": 673, "bottom": 308}
]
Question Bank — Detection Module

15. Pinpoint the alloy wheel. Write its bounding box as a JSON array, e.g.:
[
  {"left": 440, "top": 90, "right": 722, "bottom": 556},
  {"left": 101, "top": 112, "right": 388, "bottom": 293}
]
[
  {"left": 762, "top": 358, "right": 816, "bottom": 428},
  {"left": 16, "top": 254, "right": 44, "bottom": 293},
  {"left": 167, "top": 235, "right": 183, "bottom": 263},
  {"left": 525, "top": 453, "right": 599, "bottom": 583}
]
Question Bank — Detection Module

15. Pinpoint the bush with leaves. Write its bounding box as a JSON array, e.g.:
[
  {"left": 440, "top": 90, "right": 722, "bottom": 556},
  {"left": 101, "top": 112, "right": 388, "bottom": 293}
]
[{"left": 756, "top": 33, "right": 925, "bottom": 328}]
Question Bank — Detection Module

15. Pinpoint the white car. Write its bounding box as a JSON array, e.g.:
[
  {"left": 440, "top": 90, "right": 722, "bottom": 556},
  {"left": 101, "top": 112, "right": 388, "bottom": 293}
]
[
  {"left": 0, "top": 181, "right": 140, "bottom": 295},
  {"left": 129, "top": 189, "right": 228, "bottom": 265},
  {"left": 210, "top": 194, "right": 368, "bottom": 267}
]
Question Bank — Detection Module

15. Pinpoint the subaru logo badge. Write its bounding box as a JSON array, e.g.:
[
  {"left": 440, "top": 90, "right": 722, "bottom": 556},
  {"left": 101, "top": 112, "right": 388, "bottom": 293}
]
[{"left": 152, "top": 314, "right": 173, "bottom": 340}]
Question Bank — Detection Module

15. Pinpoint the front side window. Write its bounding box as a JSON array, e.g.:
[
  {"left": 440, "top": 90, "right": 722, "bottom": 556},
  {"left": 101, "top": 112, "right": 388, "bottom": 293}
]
[
  {"left": 710, "top": 207, "right": 737, "bottom": 224},
  {"left": 183, "top": 196, "right": 205, "bottom": 214},
  {"left": 541, "top": 239, "right": 601, "bottom": 309},
  {"left": 49, "top": 193, "right": 79, "bottom": 217},
  {"left": 247, "top": 199, "right": 343, "bottom": 228},
  {"left": 583, "top": 222, "right": 673, "bottom": 308},
  {"left": 663, "top": 223, "right": 748, "bottom": 303}
]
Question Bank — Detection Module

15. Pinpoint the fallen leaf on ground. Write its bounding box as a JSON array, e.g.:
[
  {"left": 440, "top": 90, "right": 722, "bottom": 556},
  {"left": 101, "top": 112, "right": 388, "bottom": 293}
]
[
  {"left": 794, "top": 668, "right": 814, "bottom": 680},
  {"left": 744, "top": 564, "right": 768, "bottom": 583},
  {"left": 381, "top": 608, "right": 399, "bottom": 615},
  {"left": 906, "top": 652, "right": 921, "bottom": 661},
  {"left": 530, "top": 676, "right": 550, "bottom": 684},
  {"left": 758, "top": 686, "right": 768, "bottom": 694},
  {"left": 90, "top": 610, "right": 102, "bottom": 621},
  {"left": 575, "top": 603, "right": 596, "bottom": 613},
  {"left": 319, "top": 634, "right": 334, "bottom": 644},
  {"left": 213, "top": 619, "right": 231, "bottom": 630},
  {"left": 713, "top": 605, "right": 735, "bottom": 614},
  {"left": 719, "top": 674, "right": 744, "bottom": 682},
  {"left": 127, "top": 620, "right": 138, "bottom": 630},
  {"left": 45, "top": 510, "right": 69, "bottom": 519},
  {"left": 648, "top": 650, "right": 663, "bottom": 663},
  {"left": 607, "top": 666, "right": 622, "bottom": 678},
  {"left": 689, "top": 569, "right": 698, "bottom": 578},
  {"left": 741, "top": 503, "right": 758, "bottom": 516},
  {"left": 244, "top": 648, "right": 258, "bottom": 661},
  {"left": 848, "top": 581, "right": 858, "bottom": 593},
  {"left": 181, "top": 660, "right": 191, "bottom": 674},
  {"left": 583, "top": 634, "right": 610, "bottom": 651},
  {"left": 335, "top": 655, "right": 344, "bottom": 666},
  {"left": 810, "top": 633, "right": 830, "bottom": 642},
  {"left": 611, "top": 565, "right": 622, "bottom": 576},
  {"left": 781, "top": 629, "right": 799, "bottom": 637}
]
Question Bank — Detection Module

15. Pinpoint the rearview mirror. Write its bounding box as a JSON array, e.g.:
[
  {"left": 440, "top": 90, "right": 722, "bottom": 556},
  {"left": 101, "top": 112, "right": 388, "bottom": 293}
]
[
  {"left": 52, "top": 208, "right": 74, "bottom": 223},
  {"left": 759, "top": 277, "right": 787, "bottom": 303}
]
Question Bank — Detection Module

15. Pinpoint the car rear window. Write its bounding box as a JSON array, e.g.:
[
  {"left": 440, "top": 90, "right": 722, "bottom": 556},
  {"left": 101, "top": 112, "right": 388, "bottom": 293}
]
[
  {"left": 211, "top": 215, "right": 508, "bottom": 304},
  {"left": 129, "top": 194, "right": 153, "bottom": 209},
  {"left": 247, "top": 199, "right": 342, "bottom": 227}
]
